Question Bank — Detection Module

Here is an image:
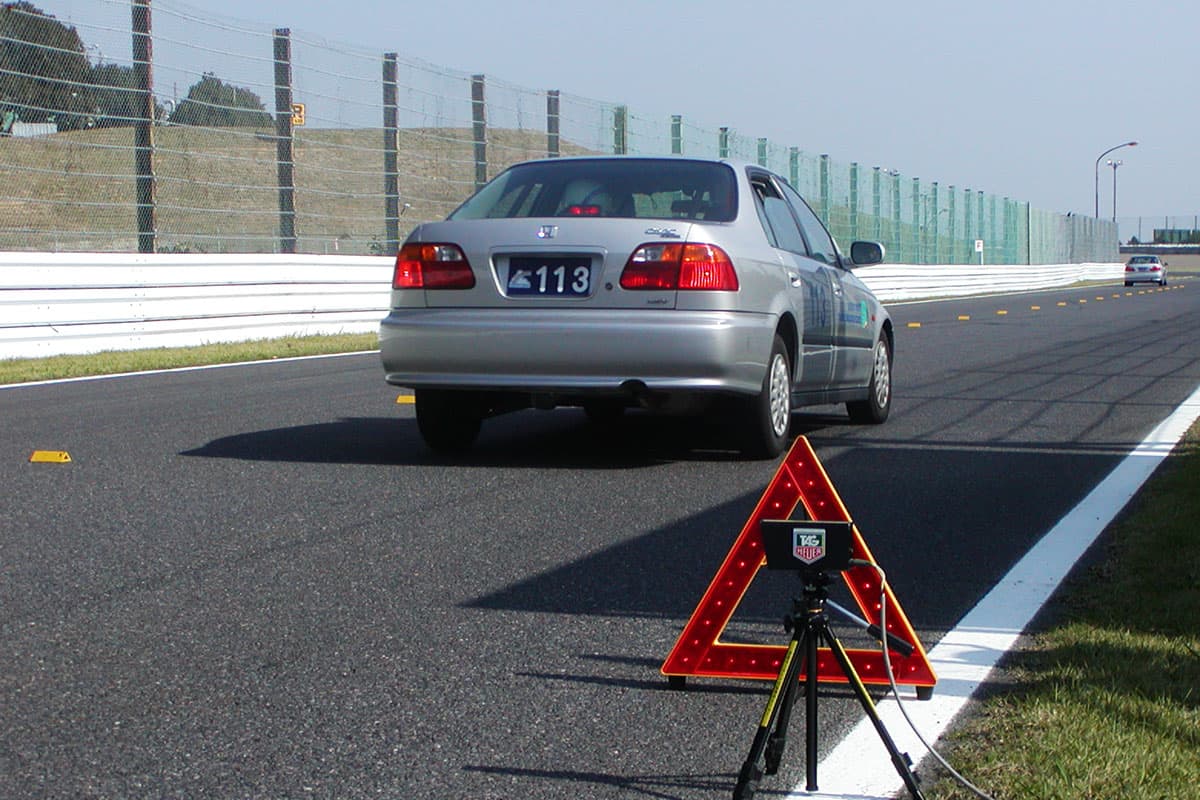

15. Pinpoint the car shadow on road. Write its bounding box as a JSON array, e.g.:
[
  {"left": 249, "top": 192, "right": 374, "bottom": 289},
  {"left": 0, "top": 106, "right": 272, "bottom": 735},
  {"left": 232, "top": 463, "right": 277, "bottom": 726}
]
[{"left": 180, "top": 409, "right": 843, "bottom": 469}]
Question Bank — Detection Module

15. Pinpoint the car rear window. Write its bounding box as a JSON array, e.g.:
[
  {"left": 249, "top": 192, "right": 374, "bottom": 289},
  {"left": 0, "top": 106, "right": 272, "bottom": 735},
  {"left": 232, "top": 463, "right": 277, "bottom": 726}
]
[{"left": 449, "top": 159, "right": 737, "bottom": 222}]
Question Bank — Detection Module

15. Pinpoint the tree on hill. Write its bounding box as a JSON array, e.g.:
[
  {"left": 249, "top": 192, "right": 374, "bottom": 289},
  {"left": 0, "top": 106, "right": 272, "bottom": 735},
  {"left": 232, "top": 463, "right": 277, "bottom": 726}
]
[
  {"left": 168, "top": 73, "right": 271, "bottom": 128},
  {"left": 0, "top": 1, "right": 94, "bottom": 130}
]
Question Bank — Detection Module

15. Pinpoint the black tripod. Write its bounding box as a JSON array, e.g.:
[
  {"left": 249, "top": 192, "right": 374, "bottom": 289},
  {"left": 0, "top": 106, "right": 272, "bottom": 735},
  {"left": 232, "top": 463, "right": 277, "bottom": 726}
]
[{"left": 733, "top": 570, "right": 925, "bottom": 800}]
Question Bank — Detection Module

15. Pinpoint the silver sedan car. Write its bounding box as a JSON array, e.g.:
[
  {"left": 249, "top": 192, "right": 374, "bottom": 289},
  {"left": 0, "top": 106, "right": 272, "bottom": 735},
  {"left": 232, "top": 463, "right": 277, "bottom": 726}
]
[
  {"left": 380, "top": 156, "right": 893, "bottom": 457},
  {"left": 1124, "top": 254, "right": 1168, "bottom": 286}
]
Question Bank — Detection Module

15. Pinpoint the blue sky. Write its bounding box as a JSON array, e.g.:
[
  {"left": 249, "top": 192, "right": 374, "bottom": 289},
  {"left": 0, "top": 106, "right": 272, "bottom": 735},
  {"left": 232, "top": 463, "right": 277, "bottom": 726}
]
[{"left": 38, "top": 0, "right": 1197, "bottom": 231}]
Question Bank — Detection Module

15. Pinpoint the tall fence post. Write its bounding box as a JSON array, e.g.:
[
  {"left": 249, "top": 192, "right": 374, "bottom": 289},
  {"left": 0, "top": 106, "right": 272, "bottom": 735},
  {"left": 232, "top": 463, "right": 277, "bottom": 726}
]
[
  {"left": 670, "top": 115, "right": 682, "bottom": 155},
  {"left": 892, "top": 173, "right": 903, "bottom": 262},
  {"left": 471, "top": 75, "right": 487, "bottom": 191},
  {"left": 382, "top": 52, "right": 400, "bottom": 256},
  {"left": 546, "top": 90, "right": 560, "bottom": 158},
  {"left": 911, "top": 178, "right": 921, "bottom": 263},
  {"left": 947, "top": 185, "right": 956, "bottom": 263},
  {"left": 819, "top": 154, "right": 830, "bottom": 223},
  {"left": 849, "top": 162, "right": 859, "bottom": 242},
  {"left": 788, "top": 147, "right": 799, "bottom": 189},
  {"left": 132, "top": 0, "right": 156, "bottom": 254},
  {"left": 963, "top": 188, "right": 973, "bottom": 264},
  {"left": 872, "top": 166, "right": 882, "bottom": 242},
  {"left": 978, "top": 191, "right": 986, "bottom": 263},
  {"left": 930, "top": 182, "right": 939, "bottom": 264},
  {"left": 757, "top": 138, "right": 767, "bottom": 167},
  {"left": 273, "top": 28, "right": 296, "bottom": 254},
  {"left": 613, "top": 105, "right": 627, "bottom": 154},
  {"left": 718, "top": 127, "right": 729, "bottom": 159}
]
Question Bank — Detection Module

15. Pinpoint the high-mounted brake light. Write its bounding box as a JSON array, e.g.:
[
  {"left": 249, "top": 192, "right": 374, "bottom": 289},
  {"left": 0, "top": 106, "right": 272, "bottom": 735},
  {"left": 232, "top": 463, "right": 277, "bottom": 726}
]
[
  {"left": 393, "top": 243, "right": 475, "bottom": 289},
  {"left": 620, "top": 243, "right": 738, "bottom": 291},
  {"left": 566, "top": 205, "right": 601, "bottom": 216}
]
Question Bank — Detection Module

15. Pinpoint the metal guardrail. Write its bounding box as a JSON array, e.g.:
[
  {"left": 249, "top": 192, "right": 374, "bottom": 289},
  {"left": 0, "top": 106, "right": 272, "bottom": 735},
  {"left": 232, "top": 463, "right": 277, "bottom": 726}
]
[{"left": 0, "top": 254, "right": 1124, "bottom": 360}]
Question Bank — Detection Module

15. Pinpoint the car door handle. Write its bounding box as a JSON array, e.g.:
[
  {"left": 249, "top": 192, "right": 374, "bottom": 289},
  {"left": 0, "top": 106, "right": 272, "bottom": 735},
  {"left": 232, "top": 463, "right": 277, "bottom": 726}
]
[{"left": 788, "top": 273, "right": 803, "bottom": 287}]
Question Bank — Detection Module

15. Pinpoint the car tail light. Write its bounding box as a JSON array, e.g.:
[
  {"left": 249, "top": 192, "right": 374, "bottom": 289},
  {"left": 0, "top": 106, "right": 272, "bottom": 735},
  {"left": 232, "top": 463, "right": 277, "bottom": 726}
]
[
  {"left": 1125, "top": 265, "right": 1135, "bottom": 272},
  {"left": 620, "top": 243, "right": 738, "bottom": 291},
  {"left": 393, "top": 243, "right": 475, "bottom": 289},
  {"left": 1149, "top": 265, "right": 1162, "bottom": 271}
]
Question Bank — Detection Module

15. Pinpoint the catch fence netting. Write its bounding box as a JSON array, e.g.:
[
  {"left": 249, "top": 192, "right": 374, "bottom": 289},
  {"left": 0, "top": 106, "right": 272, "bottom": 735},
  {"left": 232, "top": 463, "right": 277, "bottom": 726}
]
[{"left": 0, "top": 0, "right": 1117, "bottom": 261}]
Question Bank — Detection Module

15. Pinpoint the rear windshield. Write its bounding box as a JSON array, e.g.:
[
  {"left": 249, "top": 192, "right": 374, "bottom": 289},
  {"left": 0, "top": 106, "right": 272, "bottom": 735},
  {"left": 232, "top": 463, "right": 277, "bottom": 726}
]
[{"left": 449, "top": 158, "right": 737, "bottom": 222}]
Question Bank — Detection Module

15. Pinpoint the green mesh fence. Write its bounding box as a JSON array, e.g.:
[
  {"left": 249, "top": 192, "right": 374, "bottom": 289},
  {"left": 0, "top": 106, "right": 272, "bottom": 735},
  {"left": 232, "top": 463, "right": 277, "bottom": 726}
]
[{"left": 0, "top": 0, "right": 1117, "bottom": 261}]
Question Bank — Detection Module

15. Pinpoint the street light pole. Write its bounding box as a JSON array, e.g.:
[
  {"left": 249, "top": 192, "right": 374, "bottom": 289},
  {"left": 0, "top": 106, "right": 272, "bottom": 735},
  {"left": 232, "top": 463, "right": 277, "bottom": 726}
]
[
  {"left": 1094, "top": 141, "right": 1137, "bottom": 217},
  {"left": 1107, "top": 159, "right": 1122, "bottom": 223}
]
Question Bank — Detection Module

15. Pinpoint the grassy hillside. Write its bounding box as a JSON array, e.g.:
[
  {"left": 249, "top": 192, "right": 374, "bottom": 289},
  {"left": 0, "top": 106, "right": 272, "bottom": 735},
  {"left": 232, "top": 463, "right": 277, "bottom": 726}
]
[{"left": 0, "top": 124, "right": 594, "bottom": 254}]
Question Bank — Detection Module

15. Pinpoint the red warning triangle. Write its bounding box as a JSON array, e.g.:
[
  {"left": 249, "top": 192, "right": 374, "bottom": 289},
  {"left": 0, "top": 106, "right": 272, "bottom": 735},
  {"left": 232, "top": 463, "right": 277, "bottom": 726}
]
[{"left": 661, "top": 436, "right": 937, "bottom": 690}]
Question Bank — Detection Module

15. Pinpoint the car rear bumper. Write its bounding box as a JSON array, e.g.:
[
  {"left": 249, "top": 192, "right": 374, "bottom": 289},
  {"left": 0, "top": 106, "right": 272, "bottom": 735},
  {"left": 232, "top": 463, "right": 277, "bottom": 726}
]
[
  {"left": 1124, "top": 272, "right": 1165, "bottom": 284},
  {"left": 379, "top": 308, "right": 774, "bottom": 396}
]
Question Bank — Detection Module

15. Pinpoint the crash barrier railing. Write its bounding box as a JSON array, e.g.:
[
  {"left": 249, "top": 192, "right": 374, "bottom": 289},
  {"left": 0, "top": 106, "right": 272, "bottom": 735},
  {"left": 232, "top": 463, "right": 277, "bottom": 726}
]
[
  {"left": 0, "top": 253, "right": 1123, "bottom": 360},
  {"left": 0, "top": 0, "right": 1116, "bottom": 264}
]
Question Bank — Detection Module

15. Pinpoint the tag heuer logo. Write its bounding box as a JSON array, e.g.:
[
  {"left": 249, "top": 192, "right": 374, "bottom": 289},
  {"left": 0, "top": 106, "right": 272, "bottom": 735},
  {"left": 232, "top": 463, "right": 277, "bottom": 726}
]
[
  {"left": 537, "top": 225, "right": 558, "bottom": 239},
  {"left": 793, "top": 527, "right": 826, "bottom": 564}
]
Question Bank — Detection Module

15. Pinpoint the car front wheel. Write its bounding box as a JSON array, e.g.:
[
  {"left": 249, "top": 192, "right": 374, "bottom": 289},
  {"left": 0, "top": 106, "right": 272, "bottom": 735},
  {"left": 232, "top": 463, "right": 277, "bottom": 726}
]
[
  {"left": 414, "top": 389, "right": 482, "bottom": 453},
  {"left": 847, "top": 334, "right": 892, "bottom": 424},
  {"left": 740, "top": 334, "right": 792, "bottom": 458}
]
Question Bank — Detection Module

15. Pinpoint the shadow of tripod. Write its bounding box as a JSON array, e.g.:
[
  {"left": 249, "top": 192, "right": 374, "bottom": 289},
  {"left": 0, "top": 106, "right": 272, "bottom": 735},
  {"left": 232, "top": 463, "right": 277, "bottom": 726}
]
[{"left": 733, "top": 569, "right": 925, "bottom": 799}]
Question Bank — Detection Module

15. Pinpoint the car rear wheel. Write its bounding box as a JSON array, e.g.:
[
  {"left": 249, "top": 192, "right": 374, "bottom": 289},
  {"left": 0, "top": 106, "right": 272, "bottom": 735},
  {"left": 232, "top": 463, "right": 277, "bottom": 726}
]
[
  {"left": 847, "top": 334, "right": 892, "bottom": 424},
  {"left": 740, "top": 334, "right": 792, "bottom": 458},
  {"left": 415, "top": 389, "right": 482, "bottom": 453}
]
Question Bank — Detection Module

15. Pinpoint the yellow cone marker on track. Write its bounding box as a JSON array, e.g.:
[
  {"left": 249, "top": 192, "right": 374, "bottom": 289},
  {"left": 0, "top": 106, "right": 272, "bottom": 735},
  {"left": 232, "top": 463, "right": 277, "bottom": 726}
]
[{"left": 30, "top": 451, "right": 72, "bottom": 463}]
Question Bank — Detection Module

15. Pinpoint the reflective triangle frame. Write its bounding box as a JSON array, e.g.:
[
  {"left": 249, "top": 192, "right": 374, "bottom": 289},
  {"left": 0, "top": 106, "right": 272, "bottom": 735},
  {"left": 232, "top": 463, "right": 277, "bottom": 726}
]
[{"left": 661, "top": 436, "right": 937, "bottom": 690}]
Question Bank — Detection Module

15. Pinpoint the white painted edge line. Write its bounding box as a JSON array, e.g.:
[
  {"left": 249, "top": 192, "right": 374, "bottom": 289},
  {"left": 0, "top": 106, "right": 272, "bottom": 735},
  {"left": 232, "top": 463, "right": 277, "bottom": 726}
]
[
  {"left": 0, "top": 350, "right": 381, "bottom": 391},
  {"left": 794, "top": 379, "right": 1200, "bottom": 800}
]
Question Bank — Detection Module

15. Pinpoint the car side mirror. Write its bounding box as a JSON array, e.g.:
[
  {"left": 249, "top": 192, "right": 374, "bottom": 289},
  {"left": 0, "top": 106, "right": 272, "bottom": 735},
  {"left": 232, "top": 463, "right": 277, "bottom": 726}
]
[{"left": 849, "top": 241, "right": 885, "bottom": 267}]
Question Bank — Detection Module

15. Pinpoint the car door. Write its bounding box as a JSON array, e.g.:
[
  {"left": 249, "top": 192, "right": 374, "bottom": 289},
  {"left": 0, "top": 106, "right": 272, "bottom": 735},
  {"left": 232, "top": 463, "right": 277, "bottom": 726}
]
[
  {"left": 748, "top": 172, "right": 835, "bottom": 392},
  {"left": 781, "top": 183, "right": 875, "bottom": 389}
]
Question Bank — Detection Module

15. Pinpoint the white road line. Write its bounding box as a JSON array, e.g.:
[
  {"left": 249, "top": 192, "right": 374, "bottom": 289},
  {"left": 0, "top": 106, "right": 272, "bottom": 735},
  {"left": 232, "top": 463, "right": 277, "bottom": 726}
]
[{"left": 794, "top": 379, "right": 1200, "bottom": 799}]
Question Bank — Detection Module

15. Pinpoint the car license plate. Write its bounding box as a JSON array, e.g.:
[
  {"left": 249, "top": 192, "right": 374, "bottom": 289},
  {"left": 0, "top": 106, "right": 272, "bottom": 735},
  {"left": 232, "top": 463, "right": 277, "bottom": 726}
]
[{"left": 506, "top": 256, "right": 593, "bottom": 297}]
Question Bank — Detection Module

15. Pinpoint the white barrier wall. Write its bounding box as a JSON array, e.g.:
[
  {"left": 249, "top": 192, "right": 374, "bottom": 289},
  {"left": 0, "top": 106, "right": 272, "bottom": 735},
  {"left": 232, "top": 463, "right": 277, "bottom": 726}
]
[
  {"left": 0, "top": 253, "right": 1124, "bottom": 360},
  {"left": 0, "top": 253, "right": 393, "bottom": 359}
]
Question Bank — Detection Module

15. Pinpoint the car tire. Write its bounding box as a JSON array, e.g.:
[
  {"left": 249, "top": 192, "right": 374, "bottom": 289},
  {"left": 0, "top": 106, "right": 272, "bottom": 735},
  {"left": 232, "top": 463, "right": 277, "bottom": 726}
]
[
  {"left": 740, "top": 334, "right": 792, "bottom": 458},
  {"left": 415, "top": 389, "right": 482, "bottom": 453},
  {"left": 847, "top": 334, "right": 892, "bottom": 425}
]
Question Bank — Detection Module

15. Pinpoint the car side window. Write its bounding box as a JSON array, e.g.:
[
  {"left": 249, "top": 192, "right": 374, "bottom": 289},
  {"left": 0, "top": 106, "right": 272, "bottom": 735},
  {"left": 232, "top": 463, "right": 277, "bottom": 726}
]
[
  {"left": 782, "top": 183, "right": 838, "bottom": 265},
  {"left": 751, "top": 177, "right": 808, "bottom": 255}
]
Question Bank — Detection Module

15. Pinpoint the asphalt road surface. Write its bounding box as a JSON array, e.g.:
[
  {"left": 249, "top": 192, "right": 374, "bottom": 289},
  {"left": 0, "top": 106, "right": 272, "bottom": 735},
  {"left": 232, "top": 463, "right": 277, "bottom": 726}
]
[{"left": 2, "top": 281, "right": 1197, "bottom": 799}]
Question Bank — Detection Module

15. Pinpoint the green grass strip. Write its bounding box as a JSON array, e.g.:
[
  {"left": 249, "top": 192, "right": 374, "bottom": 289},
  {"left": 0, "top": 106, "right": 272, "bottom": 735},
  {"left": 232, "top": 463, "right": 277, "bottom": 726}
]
[
  {"left": 0, "top": 333, "right": 379, "bottom": 385},
  {"left": 930, "top": 428, "right": 1200, "bottom": 798}
]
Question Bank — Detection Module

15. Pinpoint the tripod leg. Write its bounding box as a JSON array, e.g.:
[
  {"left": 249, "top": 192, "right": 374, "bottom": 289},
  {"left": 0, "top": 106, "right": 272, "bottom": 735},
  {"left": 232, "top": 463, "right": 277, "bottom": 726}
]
[
  {"left": 733, "top": 629, "right": 806, "bottom": 800},
  {"left": 763, "top": 624, "right": 807, "bottom": 775},
  {"left": 804, "top": 616, "right": 819, "bottom": 790},
  {"left": 822, "top": 626, "right": 927, "bottom": 800}
]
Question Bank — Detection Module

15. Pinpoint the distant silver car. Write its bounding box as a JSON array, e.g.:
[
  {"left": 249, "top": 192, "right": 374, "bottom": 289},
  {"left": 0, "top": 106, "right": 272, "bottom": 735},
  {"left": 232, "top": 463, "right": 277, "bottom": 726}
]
[
  {"left": 380, "top": 156, "right": 893, "bottom": 457},
  {"left": 1124, "top": 254, "right": 1168, "bottom": 286}
]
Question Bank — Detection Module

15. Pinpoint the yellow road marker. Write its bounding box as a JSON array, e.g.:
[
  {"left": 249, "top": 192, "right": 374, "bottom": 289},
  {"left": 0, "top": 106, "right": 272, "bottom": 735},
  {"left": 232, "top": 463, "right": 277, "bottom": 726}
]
[
  {"left": 958, "top": 315, "right": 970, "bottom": 321},
  {"left": 396, "top": 394, "right": 415, "bottom": 405},
  {"left": 1031, "top": 305, "right": 1041, "bottom": 310},
  {"left": 1079, "top": 299, "right": 1087, "bottom": 304},
  {"left": 30, "top": 450, "right": 71, "bottom": 463},
  {"left": 996, "top": 310, "right": 1008, "bottom": 316},
  {"left": 1057, "top": 301, "right": 1067, "bottom": 307},
  {"left": 907, "top": 322, "right": 922, "bottom": 328}
]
